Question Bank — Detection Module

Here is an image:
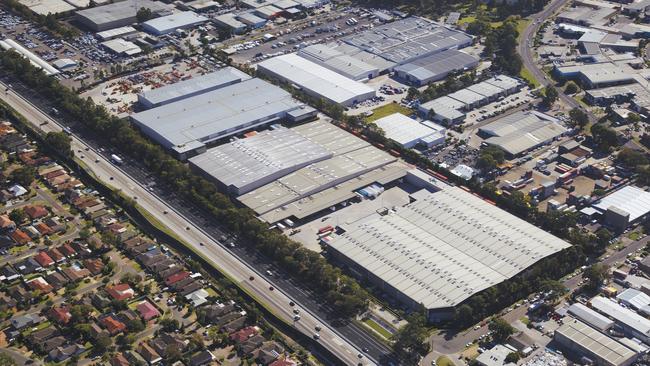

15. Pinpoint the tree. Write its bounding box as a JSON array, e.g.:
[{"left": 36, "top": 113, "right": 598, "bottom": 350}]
[
  {"left": 505, "top": 352, "right": 521, "bottom": 363},
  {"left": 44, "top": 131, "right": 71, "bottom": 157},
  {"left": 488, "top": 318, "right": 514, "bottom": 342},
  {"left": 160, "top": 318, "right": 180, "bottom": 333},
  {"left": 628, "top": 112, "right": 641, "bottom": 124},
  {"left": 569, "top": 108, "right": 589, "bottom": 129},
  {"left": 136, "top": 7, "right": 153, "bottom": 23},
  {"left": 583, "top": 263, "right": 610, "bottom": 291},
  {"left": 542, "top": 85, "right": 559, "bottom": 107},
  {"left": 539, "top": 280, "right": 567, "bottom": 302},
  {"left": 0, "top": 353, "right": 17, "bottom": 366},
  {"left": 8, "top": 208, "right": 26, "bottom": 224},
  {"left": 391, "top": 313, "right": 430, "bottom": 366},
  {"left": 591, "top": 123, "right": 619, "bottom": 152},
  {"left": 95, "top": 334, "right": 112, "bottom": 353},
  {"left": 126, "top": 319, "right": 145, "bottom": 333},
  {"left": 9, "top": 166, "right": 36, "bottom": 187},
  {"left": 617, "top": 148, "right": 648, "bottom": 167},
  {"left": 564, "top": 81, "right": 579, "bottom": 94}
]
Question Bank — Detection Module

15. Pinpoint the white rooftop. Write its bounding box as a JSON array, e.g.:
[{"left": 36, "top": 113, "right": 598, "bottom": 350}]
[
  {"left": 556, "top": 319, "right": 637, "bottom": 366},
  {"left": 593, "top": 185, "right": 650, "bottom": 222},
  {"left": 373, "top": 113, "right": 445, "bottom": 148},
  {"left": 591, "top": 296, "right": 650, "bottom": 338},
  {"left": 142, "top": 11, "right": 208, "bottom": 35}
]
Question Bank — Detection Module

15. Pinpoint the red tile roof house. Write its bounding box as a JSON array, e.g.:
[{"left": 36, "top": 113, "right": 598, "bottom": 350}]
[
  {"left": 106, "top": 283, "right": 135, "bottom": 301},
  {"left": 0, "top": 215, "right": 15, "bottom": 232},
  {"left": 82, "top": 258, "right": 104, "bottom": 275},
  {"left": 165, "top": 270, "right": 190, "bottom": 286},
  {"left": 230, "top": 326, "right": 260, "bottom": 343},
  {"left": 10, "top": 229, "right": 30, "bottom": 245},
  {"left": 49, "top": 306, "right": 72, "bottom": 325},
  {"left": 101, "top": 316, "right": 126, "bottom": 336},
  {"left": 110, "top": 353, "right": 130, "bottom": 366},
  {"left": 35, "top": 223, "right": 52, "bottom": 236},
  {"left": 136, "top": 301, "right": 160, "bottom": 321},
  {"left": 46, "top": 248, "right": 65, "bottom": 263},
  {"left": 34, "top": 251, "right": 54, "bottom": 268},
  {"left": 27, "top": 277, "right": 53, "bottom": 293},
  {"left": 59, "top": 244, "right": 76, "bottom": 258},
  {"left": 24, "top": 205, "right": 49, "bottom": 220}
]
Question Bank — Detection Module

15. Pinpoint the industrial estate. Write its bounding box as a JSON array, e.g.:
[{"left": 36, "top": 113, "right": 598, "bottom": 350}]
[{"left": 4, "top": 0, "right": 650, "bottom": 365}]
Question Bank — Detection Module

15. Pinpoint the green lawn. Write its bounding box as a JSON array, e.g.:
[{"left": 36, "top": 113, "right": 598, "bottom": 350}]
[
  {"left": 520, "top": 316, "right": 531, "bottom": 325},
  {"left": 366, "top": 103, "right": 413, "bottom": 122},
  {"left": 363, "top": 318, "right": 393, "bottom": 339},
  {"left": 629, "top": 231, "right": 642, "bottom": 241},
  {"left": 516, "top": 19, "right": 531, "bottom": 42},
  {"left": 9, "top": 245, "right": 29, "bottom": 255},
  {"left": 437, "top": 356, "right": 455, "bottom": 366},
  {"left": 520, "top": 67, "right": 540, "bottom": 89}
]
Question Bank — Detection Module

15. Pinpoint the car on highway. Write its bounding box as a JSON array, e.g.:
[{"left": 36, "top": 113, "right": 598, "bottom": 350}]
[
  {"left": 269, "top": 286, "right": 274, "bottom": 291},
  {"left": 293, "top": 315, "right": 301, "bottom": 321},
  {"left": 315, "top": 325, "right": 321, "bottom": 332},
  {"left": 266, "top": 270, "right": 273, "bottom": 276},
  {"left": 293, "top": 309, "right": 300, "bottom": 314},
  {"left": 313, "top": 333, "right": 320, "bottom": 340},
  {"left": 289, "top": 301, "right": 295, "bottom": 306}
]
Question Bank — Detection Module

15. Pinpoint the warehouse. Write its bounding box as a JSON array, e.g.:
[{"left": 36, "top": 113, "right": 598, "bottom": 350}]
[
  {"left": 330, "top": 43, "right": 396, "bottom": 72},
  {"left": 484, "top": 74, "right": 522, "bottom": 94},
  {"left": 75, "top": 0, "right": 171, "bottom": 31},
  {"left": 554, "top": 63, "right": 635, "bottom": 89},
  {"left": 237, "top": 13, "right": 267, "bottom": 28},
  {"left": 101, "top": 38, "right": 141, "bottom": 56},
  {"left": 189, "top": 125, "right": 333, "bottom": 195},
  {"left": 97, "top": 26, "right": 137, "bottom": 41},
  {"left": 567, "top": 303, "right": 614, "bottom": 332},
  {"left": 19, "top": 0, "right": 75, "bottom": 15},
  {"left": 257, "top": 54, "right": 376, "bottom": 106},
  {"left": 590, "top": 296, "right": 650, "bottom": 344},
  {"left": 479, "top": 111, "right": 568, "bottom": 157},
  {"left": 137, "top": 67, "right": 251, "bottom": 109},
  {"left": 373, "top": 113, "right": 446, "bottom": 148},
  {"left": 592, "top": 185, "right": 650, "bottom": 230},
  {"left": 554, "top": 319, "right": 637, "bottom": 366},
  {"left": 142, "top": 11, "right": 208, "bottom": 35},
  {"left": 326, "top": 185, "right": 571, "bottom": 322},
  {"left": 418, "top": 96, "right": 467, "bottom": 125},
  {"left": 235, "top": 120, "right": 408, "bottom": 222},
  {"left": 213, "top": 14, "right": 247, "bottom": 34},
  {"left": 343, "top": 17, "right": 473, "bottom": 64},
  {"left": 394, "top": 49, "right": 480, "bottom": 86},
  {"left": 448, "top": 89, "right": 487, "bottom": 109},
  {"left": 0, "top": 39, "right": 59, "bottom": 76},
  {"left": 130, "top": 78, "right": 312, "bottom": 160},
  {"left": 298, "top": 44, "right": 380, "bottom": 80},
  {"left": 617, "top": 289, "right": 650, "bottom": 310}
]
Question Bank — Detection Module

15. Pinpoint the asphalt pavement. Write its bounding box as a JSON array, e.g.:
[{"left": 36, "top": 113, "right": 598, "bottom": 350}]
[{"left": 0, "top": 77, "right": 391, "bottom": 365}]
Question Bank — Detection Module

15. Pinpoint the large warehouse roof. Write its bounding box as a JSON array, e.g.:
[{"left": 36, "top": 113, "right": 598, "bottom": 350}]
[
  {"left": 138, "top": 67, "right": 251, "bottom": 108},
  {"left": 327, "top": 186, "right": 571, "bottom": 310},
  {"left": 555, "top": 63, "right": 635, "bottom": 87},
  {"left": 394, "top": 49, "right": 479, "bottom": 85},
  {"left": 131, "top": 78, "right": 304, "bottom": 156},
  {"left": 567, "top": 303, "right": 614, "bottom": 332},
  {"left": 76, "top": 0, "right": 170, "bottom": 30},
  {"left": 480, "top": 111, "right": 567, "bottom": 156},
  {"left": 257, "top": 54, "right": 375, "bottom": 106},
  {"left": 374, "top": 113, "right": 446, "bottom": 148},
  {"left": 298, "top": 44, "right": 379, "bottom": 80},
  {"left": 591, "top": 296, "right": 650, "bottom": 338},
  {"left": 343, "top": 17, "right": 473, "bottom": 64},
  {"left": 189, "top": 126, "right": 333, "bottom": 195},
  {"left": 555, "top": 319, "right": 637, "bottom": 366},
  {"left": 142, "top": 11, "right": 208, "bottom": 35},
  {"left": 593, "top": 185, "right": 650, "bottom": 222}
]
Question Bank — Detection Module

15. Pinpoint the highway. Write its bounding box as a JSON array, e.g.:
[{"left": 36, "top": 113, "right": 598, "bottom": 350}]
[
  {"left": 517, "top": 0, "right": 598, "bottom": 122},
  {"left": 0, "top": 79, "right": 391, "bottom": 366}
]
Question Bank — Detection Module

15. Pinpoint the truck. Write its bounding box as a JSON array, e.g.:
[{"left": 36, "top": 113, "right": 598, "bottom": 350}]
[{"left": 110, "top": 154, "right": 123, "bottom": 165}]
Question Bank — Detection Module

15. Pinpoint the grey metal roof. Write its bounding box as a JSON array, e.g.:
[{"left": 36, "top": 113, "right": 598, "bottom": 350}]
[
  {"left": 480, "top": 111, "right": 567, "bottom": 156},
  {"left": 214, "top": 14, "right": 246, "bottom": 29},
  {"left": 448, "top": 88, "right": 485, "bottom": 105},
  {"left": 394, "top": 49, "right": 479, "bottom": 83},
  {"left": 237, "top": 12, "right": 266, "bottom": 26},
  {"left": 591, "top": 296, "right": 650, "bottom": 337},
  {"left": 556, "top": 319, "right": 637, "bottom": 366},
  {"left": 142, "top": 11, "right": 208, "bottom": 35},
  {"left": 76, "top": 0, "right": 170, "bottom": 26},
  {"left": 131, "top": 78, "right": 303, "bottom": 152},
  {"left": 342, "top": 17, "right": 473, "bottom": 64},
  {"left": 618, "top": 288, "right": 650, "bottom": 310},
  {"left": 567, "top": 303, "right": 614, "bottom": 331},
  {"left": 327, "top": 186, "right": 571, "bottom": 310},
  {"left": 188, "top": 125, "right": 333, "bottom": 195},
  {"left": 139, "top": 67, "right": 251, "bottom": 107},
  {"left": 593, "top": 185, "right": 650, "bottom": 222},
  {"left": 374, "top": 113, "right": 445, "bottom": 147},
  {"left": 298, "top": 45, "right": 379, "bottom": 80}
]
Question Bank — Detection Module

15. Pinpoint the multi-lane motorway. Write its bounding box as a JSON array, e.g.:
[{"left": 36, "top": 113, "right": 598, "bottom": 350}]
[{"left": 0, "top": 78, "right": 393, "bottom": 365}]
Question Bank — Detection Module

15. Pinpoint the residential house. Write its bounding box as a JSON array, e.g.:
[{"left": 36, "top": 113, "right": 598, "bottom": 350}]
[
  {"left": 27, "top": 277, "right": 53, "bottom": 293},
  {"left": 201, "top": 303, "right": 237, "bottom": 324},
  {"left": 159, "top": 265, "right": 183, "bottom": 280},
  {"left": 48, "top": 344, "right": 85, "bottom": 363},
  {"left": 48, "top": 306, "right": 72, "bottom": 325},
  {"left": 8, "top": 284, "right": 30, "bottom": 303},
  {"left": 24, "top": 205, "right": 48, "bottom": 220},
  {"left": 58, "top": 243, "right": 76, "bottom": 258},
  {"left": 15, "top": 257, "right": 41, "bottom": 274},
  {"left": 45, "top": 271, "right": 68, "bottom": 290},
  {"left": 222, "top": 315, "right": 247, "bottom": 334},
  {"left": 0, "top": 294, "right": 16, "bottom": 310},
  {"left": 34, "top": 251, "right": 54, "bottom": 268},
  {"left": 189, "top": 350, "right": 215, "bottom": 366},
  {"left": 11, "top": 313, "right": 43, "bottom": 330},
  {"left": 89, "top": 321, "right": 110, "bottom": 340},
  {"left": 186, "top": 288, "right": 210, "bottom": 307},
  {"left": 28, "top": 326, "right": 59, "bottom": 345},
  {"left": 42, "top": 336, "right": 67, "bottom": 353},
  {"left": 62, "top": 266, "right": 91, "bottom": 282},
  {"left": 269, "top": 358, "right": 299, "bottom": 366},
  {"left": 34, "top": 223, "right": 52, "bottom": 236},
  {"left": 150, "top": 332, "right": 187, "bottom": 357},
  {"left": 92, "top": 292, "right": 111, "bottom": 309},
  {"left": 10, "top": 229, "right": 31, "bottom": 246},
  {"left": 0, "top": 265, "right": 20, "bottom": 282},
  {"left": 166, "top": 270, "right": 190, "bottom": 286},
  {"left": 46, "top": 248, "right": 65, "bottom": 263},
  {"left": 256, "top": 341, "right": 285, "bottom": 364},
  {"left": 8, "top": 184, "right": 27, "bottom": 197},
  {"left": 125, "top": 350, "right": 148, "bottom": 365},
  {"left": 230, "top": 326, "right": 260, "bottom": 343},
  {"left": 136, "top": 301, "right": 160, "bottom": 321},
  {"left": 0, "top": 215, "right": 16, "bottom": 232},
  {"left": 106, "top": 283, "right": 135, "bottom": 301},
  {"left": 82, "top": 258, "right": 104, "bottom": 275},
  {"left": 101, "top": 315, "right": 127, "bottom": 336},
  {"left": 240, "top": 334, "right": 265, "bottom": 355},
  {"left": 138, "top": 342, "right": 162, "bottom": 364},
  {"left": 23, "top": 226, "right": 41, "bottom": 240},
  {"left": 110, "top": 353, "right": 131, "bottom": 366},
  {"left": 0, "top": 235, "right": 14, "bottom": 249},
  {"left": 44, "top": 217, "right": 65, "bottom": 234},
  {"left": 180, "top": 281, "right": 203, "bottom": 297}
]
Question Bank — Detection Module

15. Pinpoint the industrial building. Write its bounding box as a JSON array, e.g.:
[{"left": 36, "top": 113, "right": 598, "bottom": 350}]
[
  {"left": 554, "top": 63, "right": 636, "bottom": 89},
  {"left": 257, "top": 54, "right": 376, "bottom": 107},
  {"left": 479, "top": 111, "right": 568, "bottom": 157},
  {"left": 18, "top": 0, "right": 75, "bottom": 15},
  {"left": 75, "top": 0, "right": 171, "bottom": 32},
  {"left": 326, "top": 185, "right": 571, "bottom": 321},
  {"left": 298, "top": 44, "right": 380, "bottom": 80},
  {"left": 342, "top": 17, "right": 473, "bottom": 65},
  {"left": 567, "top": 303, "right": 615, "bottom": 332},
  {"left": 101, "top": 38, "right": 141, "bottom": 56},
  {"left": 137, "top": 67, "right": 251, "bottom": 109},
  {"left": 373, "top": 113, "right": 446, "bottom": 149},
  {"left": 213, "top": 14, "right": 247, "bottom": 34},
  {"left": 130, "top": 78, "right": 314, "bottom": 159},
  {"left": 590, "top": 296, "right": 650, "bottom": 344},
  {"left": 235, "top": 120, "right": 409, "bottom": 223},
  {"left": 618, "top": 289, "right": 650, "bottom": 311},
  {"left": 96, "top": 26, "right": 138, "bottom": 41},
  {"left": 554, "top": 319, "right": 637, "bottom": 366},
  {"left": 394, "top": 49, "right": 480, "bottom": 86},
  {"left": 591, "top": 185, "right": 650, "bottom": 230},
  {"left": 0, "top": 39, "right": 59, "bottom": 76},
  {"left": 141, "top": 11, "right": 208, "bottom": 35},
  {"left": 189, "top": 125, "right": 333, "bottom": 195}
]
